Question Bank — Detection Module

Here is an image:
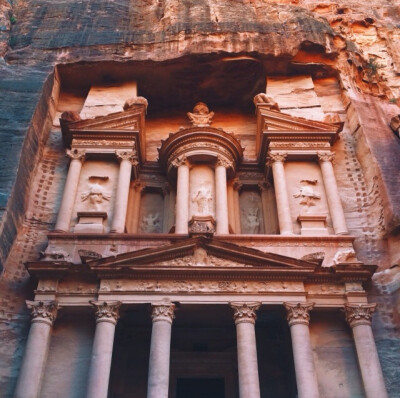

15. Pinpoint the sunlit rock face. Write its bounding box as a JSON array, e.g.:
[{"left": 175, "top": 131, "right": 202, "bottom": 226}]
[{"left": 0, "top": 1, "right": 399, "bottom": 397}]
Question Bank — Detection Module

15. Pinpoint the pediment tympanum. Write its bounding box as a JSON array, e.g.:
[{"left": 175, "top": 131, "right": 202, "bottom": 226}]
[
  {"left": 26, "top": 237, "right": 376, "bottom": 284},
  {"left": 60, "top": 103, "right": 146, "bottom": 162}
]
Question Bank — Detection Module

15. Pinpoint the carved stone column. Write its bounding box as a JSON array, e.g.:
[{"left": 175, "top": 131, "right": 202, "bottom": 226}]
[
  {"left": 111, "top": 150, "right": 137, "bottom": 233},
  {"left": 230, "top": 302, "right": 261, "bottom": 398},
  {"left": 147, "top": 302, "right": 175, "bottom": 398},
  {"left": 14, "top": 301, "right": 58, "bottom": 398},
  {"left": 267, "top": 152, "right": 293, "bottom": 235},
  {"left": 174, "top": 157, "right": 190, "bottom": 234},
  {"left": 344, "top": 304, "right": 388, "bottom": 398},
  {"left": 215, "top": 158, "right": 230, "bottom": 234},
  {"left": 55, "top": 149, "right": 85, "bottom": 232},
  {"left": 318, "top": 152, "right": 348, "bottom": 235},
  {"left": 130, "top": 182, "right": 145, "bottom": 233},
  {"left": 86, "top": 301, "right": 121, "bottom": 398},
  {"left": 284, "top": 302, "right": 319, "bottom": 398},
  {"left": 227, "top": 182, "right": 235, "bottom": 233},
  {"left": 233, "top": 179, "right": 242, "bottom": 234}
]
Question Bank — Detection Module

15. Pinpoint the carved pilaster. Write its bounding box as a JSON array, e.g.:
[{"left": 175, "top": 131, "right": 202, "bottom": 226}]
[
  {"left": 26, "top": 300, "right": 59, "bottom": 325},
  {"left": 90, "top": 301, "right": 121, "bottom": 325},
  {"left": 230, "top": 302, "right": 261, "bottom": 325},
  {"left": 151, "top": 302, "right": 175, "bottom": 324},
  {"left": 284, "top": 302, "right": 314, "bottom": 326},
  {"left": 344, "top": 303, "right": 376, "bottom": 328},
  {"left": 66, "top": 148, "right": 86, "bottom": 162},
  {"left": 317, "top": 151, "right": 335, "bottom": 163}
]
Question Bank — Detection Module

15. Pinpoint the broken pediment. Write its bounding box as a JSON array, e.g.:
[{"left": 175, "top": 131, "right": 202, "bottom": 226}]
[
  {"left": 254, "top": 101, "right": 343, "bottom": 162},
  {"left": 60, "top": 103, "right": 146, "bottom": 162}
]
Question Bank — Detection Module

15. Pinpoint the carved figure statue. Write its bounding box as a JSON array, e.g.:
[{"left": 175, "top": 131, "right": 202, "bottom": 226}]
[
  {"left": 243, "top": 207, "right": 260, "bottom": 234},
  {"left": 187, "top": 102, "right": 214, "bottom": 126},
  {"left": 293, "top": 179, "right": 321, "bottom": 210},
  {"left": 333, "top": 249, "right": 358, "bottom": 265},
  {"left": 253, "top": 93, "right": 280, "bottom": 111},
  {"left": 141, "top": 213, "right": 161, "bottom": 233},
  {"left": 81, "top": 182, "right": 111, "bottom": 211},
  {"left": 191, "top": 185, "right": 213, "bottom": 215}
]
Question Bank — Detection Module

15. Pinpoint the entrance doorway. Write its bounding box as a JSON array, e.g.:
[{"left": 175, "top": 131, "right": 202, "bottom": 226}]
[{"left": 176, "top": 378, "right": 225, "bottom": 398}]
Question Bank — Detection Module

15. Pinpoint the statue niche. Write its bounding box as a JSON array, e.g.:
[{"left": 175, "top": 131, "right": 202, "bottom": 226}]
[
  {"left": 138, "top": 192, "right": 164, "bottom": 234},
  {"left": 239, "top": 190, "right": 264, "bottom": 234}
]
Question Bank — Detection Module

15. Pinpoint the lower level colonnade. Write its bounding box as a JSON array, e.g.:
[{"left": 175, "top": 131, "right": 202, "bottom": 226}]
[{"left": 14, "top": 301, "right": 388, "bottom": 398}]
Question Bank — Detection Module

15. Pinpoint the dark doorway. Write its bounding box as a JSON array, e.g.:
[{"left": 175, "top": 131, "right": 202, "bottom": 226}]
[{"left": 176, "top": 378, "right": 225, "bottom": 398}]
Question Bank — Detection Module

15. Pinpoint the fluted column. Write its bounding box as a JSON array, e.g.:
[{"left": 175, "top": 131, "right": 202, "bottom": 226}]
[
  {"left": 14, "top": 301, "right": 58, "bottom": 398},
  {"left": 111, "top": 150, "right": 137, "bottom": 233},
  {"left": 233, "top": 179, "right": 242, "bottom": 234},
  {"left": 215, "top": 158, "right": 231, "bottom": 234},
  {"left": 130, "top": 182, "right": 145, "bottom": 233},
  {"left": 230, "top": 302, "right": 261, "bottom": 398},
  {"left": 55, "top": 149, "right": 85, "bottom": 232},
  {"left": 344, "top": 304, "right": 388, "bottom": 398},
  {"left": 147, "top": 302, "right": 175, "bottom": 398},
  {"left": 284, "top": 302, "right": 319, "bottom": 398},
  {"left": 174, "top": 157, "right": 190, "bottom": 234},
  {"left": 267, "top": 152, "right": 293, "bottom": 235},
  {"left": 86, "top": 301, "right": 121, "bottom": 398},
  {"left": 318, "top": 152, "right": 348, "bottom": 235}
]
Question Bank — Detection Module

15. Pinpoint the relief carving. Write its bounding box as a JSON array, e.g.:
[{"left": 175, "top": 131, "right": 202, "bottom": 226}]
[
  {"left": 81, "top": 176, "right": 111, "bottom": 211},
  {"left": 187, "top": 102, "right": 214, "bottom": 127},
  {"left": 191, "top": 184, "right": 213, "bottom": 216},
  {"left": 293, "top": 179, "right": 321, "bottom": 211},
  {"left": 242, "top": 207, "right": 260, "bottom": 234},
  {"left": 99, "top": 279, "right": 304, "bottom": 294},
  {"left": 253, "top": 93, "right": 280, "bottom": 111},
  {"left": 141, "top": 212, "right": 161, "bottom": 233},
  {"left": 333, "top": 249, "right": 359, "bottom": 265}
]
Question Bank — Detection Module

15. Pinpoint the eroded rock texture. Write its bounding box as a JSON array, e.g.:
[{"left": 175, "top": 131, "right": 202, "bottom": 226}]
[{"left": 0, "top": 1, "right": 399, "bottom": 397}]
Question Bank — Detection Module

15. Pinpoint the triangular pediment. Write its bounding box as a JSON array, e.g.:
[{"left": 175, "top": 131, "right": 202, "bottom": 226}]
[
  {"left": 87, "top": 236, "right": 315, "bottom": 270},
  {"left": 257, "top": 107, "right": 342, "bottom": 133}
]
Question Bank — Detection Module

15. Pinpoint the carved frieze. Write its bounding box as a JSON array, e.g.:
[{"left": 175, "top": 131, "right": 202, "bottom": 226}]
[{"left": 99, "top": 279, "right": 305, "bottom": 294}]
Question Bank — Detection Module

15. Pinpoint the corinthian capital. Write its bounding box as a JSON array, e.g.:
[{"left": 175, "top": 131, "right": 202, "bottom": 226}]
[
  {"left": 216, "top": 157, "right": 233, "bottom": 169},
  {"left": 344, "top": 303, "right": 376, "bottom": 328},
  {"left": 151, "top": 302, "right": 175, "bottom": 324},
  {"left": 170, "top": 156, "right": 189, "bottom": 168},
  {"left": 230, "top": 302, "right": 261, "bottom": 325},
  {"left": 26, "top": 300, "right": 59, "bottom": 325},
  {"left": 317, "top": 151, "right": 335, "bottom": 163},
  {"left": 90, "top": 301, "right": 121, "bottom": 325},
  {"left": 284, "top": 302, "right": 314, "bottom": 326},
  {"left": 267, "top": 152, "right": 287, "bottom": 165},
  {"left": 115, "top": 150, "right": 138, "bottom": 165},
  {"left": 66, "top": 148, "right": 86, "bottom": 161}
]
